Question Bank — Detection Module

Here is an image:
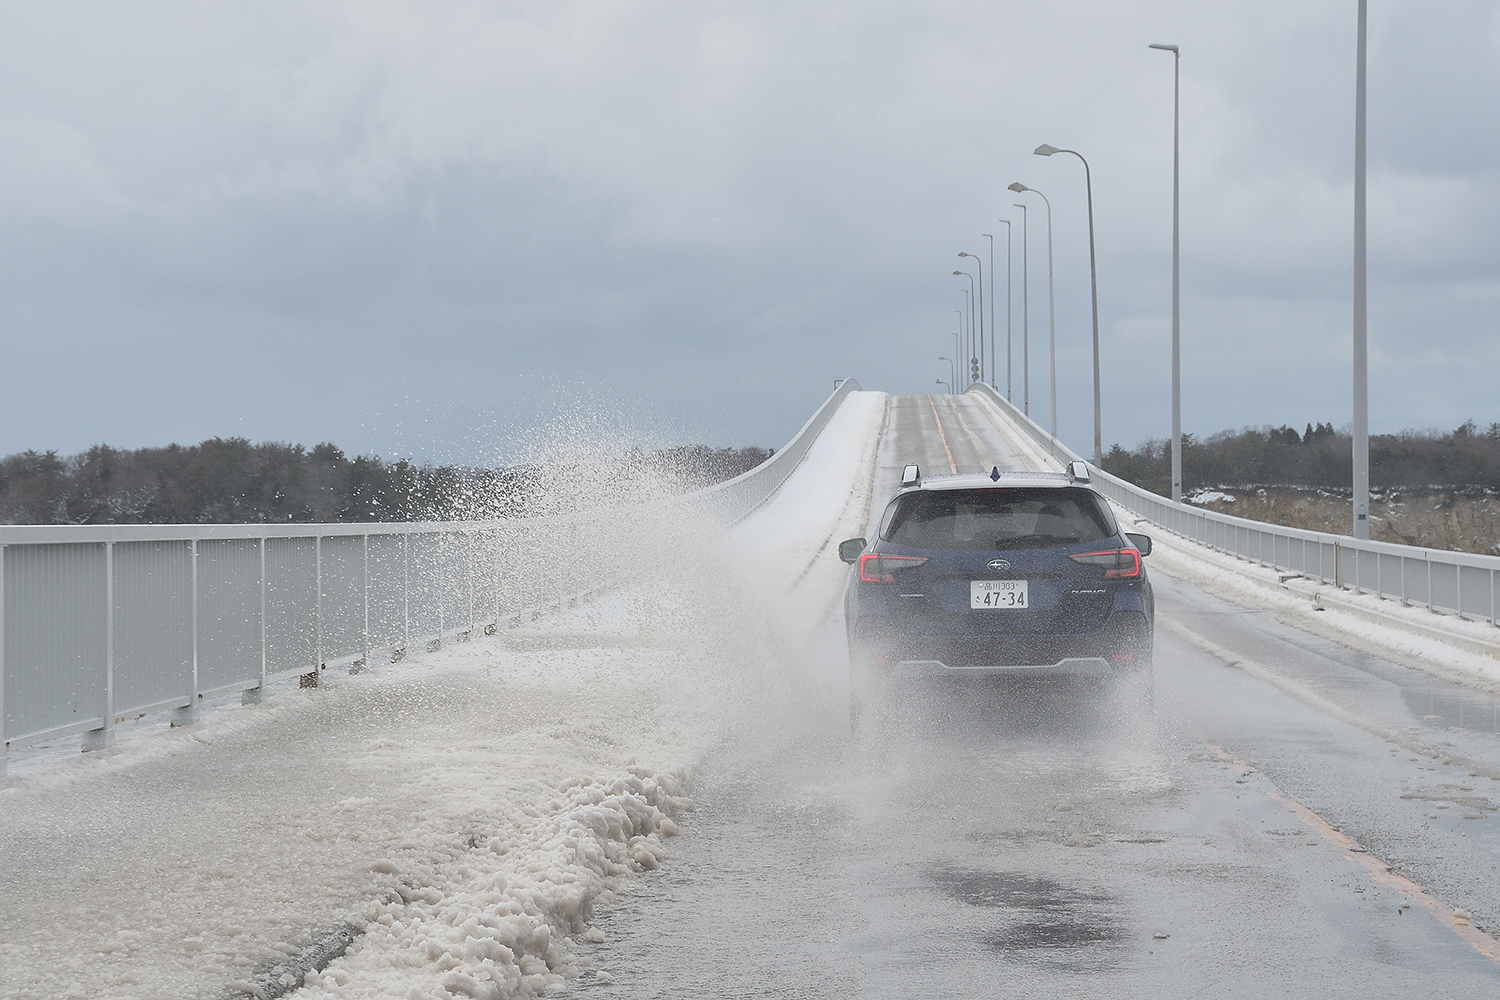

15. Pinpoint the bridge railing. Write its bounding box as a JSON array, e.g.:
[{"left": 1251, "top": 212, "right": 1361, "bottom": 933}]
[
  {"left": 969, "top": 383, "right": 1500, "bottom": 629},
  {"left": 0, "top": 379, "right": 862, "bottom": 772}
]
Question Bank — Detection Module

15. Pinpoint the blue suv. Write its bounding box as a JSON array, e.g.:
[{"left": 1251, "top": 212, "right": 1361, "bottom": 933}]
[{"left": 839, "top": 462, "right": 1154, "bottom": 717}]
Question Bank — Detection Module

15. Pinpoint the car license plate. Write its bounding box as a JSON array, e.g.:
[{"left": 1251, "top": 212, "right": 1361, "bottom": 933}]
[{"left": 971, "top": 579, "right": 1028, "bottom": 609}]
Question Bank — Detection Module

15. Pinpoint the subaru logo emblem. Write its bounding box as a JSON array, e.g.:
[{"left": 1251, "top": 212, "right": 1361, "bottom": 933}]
[{"left": 986, "top": 558, "right": 1011, "bottom": 571}]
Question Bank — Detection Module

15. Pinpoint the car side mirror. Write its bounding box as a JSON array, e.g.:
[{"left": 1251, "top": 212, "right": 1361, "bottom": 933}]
[
  {"left": 838, "top": 538, "right": 866, "bottom": 564},
  {"left": 1125, "top": 533, "right": 1152, "bottom": 557}
]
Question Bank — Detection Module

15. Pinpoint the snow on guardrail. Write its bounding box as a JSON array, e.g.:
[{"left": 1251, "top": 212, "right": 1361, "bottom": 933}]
[{"left": 966, "top": 382, "right": 1500, "bottom": 645}]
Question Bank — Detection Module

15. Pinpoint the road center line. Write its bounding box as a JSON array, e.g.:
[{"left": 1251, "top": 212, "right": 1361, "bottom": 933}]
[
  {"left": 1199, "top": 739, "right": 1500, "bottom": 966},
  {"left": 925, "top": 394, "right": 957, "bottom": 473}
]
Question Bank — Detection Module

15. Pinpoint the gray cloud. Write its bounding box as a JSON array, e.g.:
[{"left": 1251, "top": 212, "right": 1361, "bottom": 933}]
[{"left": 1, "top": 1, "right": 1495, "bottom": 464}]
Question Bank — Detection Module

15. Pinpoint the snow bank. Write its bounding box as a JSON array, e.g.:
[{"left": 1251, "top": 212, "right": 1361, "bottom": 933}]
[
  {"left": 0, "top": 391, "right": 890, "bottom": 1000},
  {"left": 1185, "top": 489, "right": 1235, "bottom": 505},
  {"left": 292, "top": 765, "right": 691, "bottom": 1000},
  {"left": 288, "top": 391, "right": 887, "bottom": 999}
]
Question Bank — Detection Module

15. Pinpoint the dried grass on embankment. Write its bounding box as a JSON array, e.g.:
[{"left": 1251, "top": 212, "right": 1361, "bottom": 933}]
[{"left": 1184, "top": 486, "right": 1500, "bottom": 556}]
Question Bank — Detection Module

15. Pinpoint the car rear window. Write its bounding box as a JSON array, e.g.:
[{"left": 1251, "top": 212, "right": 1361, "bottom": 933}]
[{"left": 879, "top": 487, "right": 1113, "bottom": 551}]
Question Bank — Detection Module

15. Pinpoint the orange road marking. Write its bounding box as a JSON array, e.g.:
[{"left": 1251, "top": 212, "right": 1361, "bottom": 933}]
[
  {"left": 925, "top": 395, "right": 957, "bottom": 473},
  {"left": 1200, "top": 739, "right": 1500, "bottom": 966}
]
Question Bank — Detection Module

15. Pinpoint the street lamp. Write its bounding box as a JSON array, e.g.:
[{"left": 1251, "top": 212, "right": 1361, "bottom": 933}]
[
  {"left": 935, "top": 377, "right": 950, "bottom": 394},
  {"left": 997, "top": 219, "right": 1013, "bottom": 400},
  {"left": 954, "top": 311, "right": 963, "bottom": 372},
  {"left": 1150, "top": 42, "right": 1183, "bottom": 503},
  {"left": 954, "top": 270, "right": 976, "bottom": 386},
  {"left": 939, "top": 355, "right": 955, "bottom": 393},
  {"left": 959, "top": 252, "right": 984, "bottom": 386},
  {"left": 1352, "top": 1, "right": 1370, "bottom": 539},
  {"left": 1012, "top": 203, "right": 1029, "bottom": 416},
  {"left": 1010, "top": 182, "right": 1057, "bottom": 454},
  {"left": 981, "top": 235, "right": 996, "bottom": 387},
  {"left": 958, "top": 287, "right": 972, "bottom": 370},
  {"left": 1035, "top": 143, "right": 1103, "bottom": 464}
]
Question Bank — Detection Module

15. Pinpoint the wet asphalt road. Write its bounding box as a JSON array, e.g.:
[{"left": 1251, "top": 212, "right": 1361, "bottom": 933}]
[{"left": 589, "top": 394, "right": 1500, "bottom": 997}]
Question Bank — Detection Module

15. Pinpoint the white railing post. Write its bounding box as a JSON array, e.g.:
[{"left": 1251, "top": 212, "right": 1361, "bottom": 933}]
[
  {"left": 315, "top": 535, "right": 324, "bottom": 678},
  {"left": 0, "top": 542, "right": 5, "bottom": 779},
  {"left": 403, "top": 531, "right": 410, "bottom": 654},
  {"left": 245, "top": 535, "right": 266, "bottom": 704},
  {"left": 174, "top": 539, "right": 200, "bottom": 725},
  {"left": 83, "top": 542, "right": 116, "bottom": 750},
  {"left": 362, "top": 533, "right": 370, "bottom": 670},
  {"left": 1, "top": 545, "right": 7, "bottom": 777}
]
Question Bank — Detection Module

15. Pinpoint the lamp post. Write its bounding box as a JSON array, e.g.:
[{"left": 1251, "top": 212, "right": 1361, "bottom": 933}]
[
  {"left": 982, "top": 235, "right": 996, "bottom": 386},
  {"left": 939, "top": 356, "right": 955, "bottom": 393},
  {"left": 1150, "top": 42, "right": 1183, "bottom": 503},
  {"left": 1352, "top": 0, "right": 1370, "bottom": 539},
  {"left": 959, "top": 252, "right": 984, "bottom": 387},
  {"left": 954, "top": 270, "right": 976, "bottom": 386},
  {"left": 1009, "top": 183, "right": 1057, "bottom": 452},
  {"left": 954, "top": 312, "right": 963, "bottom": 373},
  {"left": 1035, "top": 143, "right": 1102, "bottom": 464},
  {"left": 936, "top": 377, "right": 950, "bottom": 394},
  {"left": 998, "top": 219, "right": 1013, "bottom": 400},
  {"left": 959, "top": 287, "right": 972, "bottom": 370},
  {"left": 1013, "top": 203, "right": 1029, "bottom": 416}
]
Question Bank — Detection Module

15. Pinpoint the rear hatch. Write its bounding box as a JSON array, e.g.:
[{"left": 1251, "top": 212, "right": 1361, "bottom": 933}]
[{"left": 882, "top": 545, "right": 1113, "bottom": 638}]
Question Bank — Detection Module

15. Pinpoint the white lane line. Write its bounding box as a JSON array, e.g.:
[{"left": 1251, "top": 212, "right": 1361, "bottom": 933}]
[
  {"left": 925, "top": 395, "right": 957, "bottom": 473},
  {"left": 1165, "top": 618, "right": 1500, "bottom": 781}
]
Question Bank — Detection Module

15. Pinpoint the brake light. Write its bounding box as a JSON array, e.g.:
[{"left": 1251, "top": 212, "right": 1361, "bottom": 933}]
[
  {"left": 1067, "top": 548, "right": 1142, "bottom": 579},
  {"left": 858, "top": 553, "right": 929, "bottom": 583}
]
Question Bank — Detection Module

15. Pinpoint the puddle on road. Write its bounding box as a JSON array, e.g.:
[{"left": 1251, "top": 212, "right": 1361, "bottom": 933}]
[
  {"left": 926, "top": 866, "right": 1125, "bottom": 965},
  {"left": 1399, "top": 681, "right": 1500, "bottom": 735}
]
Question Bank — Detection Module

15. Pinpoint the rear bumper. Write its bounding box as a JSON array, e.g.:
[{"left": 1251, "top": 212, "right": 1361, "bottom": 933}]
[
  {"left": 891, "top": 656, "right": 1114, "bottom": 677},
  {"left": 849, "top": 611, "right": 1153, "bottom": 673}
]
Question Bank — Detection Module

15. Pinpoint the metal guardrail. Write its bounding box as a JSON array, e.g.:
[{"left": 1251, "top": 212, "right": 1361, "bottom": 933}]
[
  {"left": 0, "top": 379, "right": 863, "bottom": 773},
  {"left": 969, "top": 383, "right": 1500, "bottom": 630}
]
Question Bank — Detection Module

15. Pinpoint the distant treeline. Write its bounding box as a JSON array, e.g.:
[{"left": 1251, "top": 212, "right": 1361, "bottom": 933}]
[
  {"left": 0, "top": 439, "right": 773, "bottom": 526},
  {"left": 1101, "top": 420, "right": 1500, "bottom": 495}
]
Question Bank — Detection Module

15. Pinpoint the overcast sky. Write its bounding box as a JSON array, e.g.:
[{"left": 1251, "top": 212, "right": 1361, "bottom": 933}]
[{"left": 1, "top": 1, "right": 1496, "bottom": 465}]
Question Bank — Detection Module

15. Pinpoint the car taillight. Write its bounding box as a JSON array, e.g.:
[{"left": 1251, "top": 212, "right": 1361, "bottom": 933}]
[
  {"left": 858, "top": 553, "right": 929, "bottom": 583},
  {"left": 1067, "top": 548, "right": 1142, "bottom": 579}
]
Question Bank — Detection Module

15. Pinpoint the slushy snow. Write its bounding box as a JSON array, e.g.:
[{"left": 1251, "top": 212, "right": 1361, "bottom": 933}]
[{"left": 0, "top": 391, "right": 888, "bottom": 1000}]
